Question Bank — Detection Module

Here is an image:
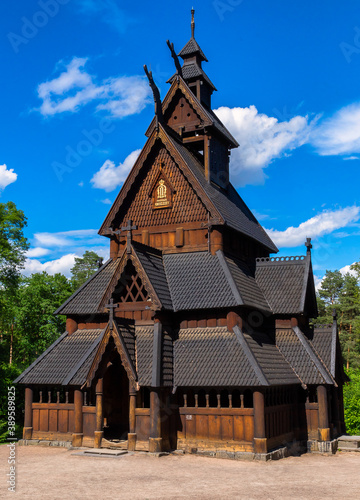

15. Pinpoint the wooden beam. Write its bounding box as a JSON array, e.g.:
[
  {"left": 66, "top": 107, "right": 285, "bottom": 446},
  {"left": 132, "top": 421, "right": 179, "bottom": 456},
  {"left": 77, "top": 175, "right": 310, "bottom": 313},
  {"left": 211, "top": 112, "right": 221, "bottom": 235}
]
[
  {"left": 23, "top": 387, "right": 33, "bottom": 440},
  {"left": 128, "top": 383, "right": 137, "bottom": 451},
  {"left": 253, "top": 390, "right": 267, "bottom": 454},
  {"left": 94, "top": 378, "right": 104, "bottom": 448},
  {"left": 317, "top": 385, "right": 330, "bottom": 441},
  {"left": 149, "top": 389, "right": 162, "bottom": 453},
  {"left": 72, "top": 389, "right": 83, "bottom": 447}
]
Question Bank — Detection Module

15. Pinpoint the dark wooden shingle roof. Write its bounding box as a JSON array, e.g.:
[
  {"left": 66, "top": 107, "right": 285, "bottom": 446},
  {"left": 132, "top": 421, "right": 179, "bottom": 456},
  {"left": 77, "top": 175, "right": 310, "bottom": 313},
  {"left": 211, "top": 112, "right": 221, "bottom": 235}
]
[
  {"left": 15, "top": 329, "right": 104, "bottom": 385},
  {"left": 276, "top": 327, "right": 334, "bottom": 386},
  {"left": 174, "top": 326, "right": 299, "bottom": 388},
  {"left": 55, "top": 259, "right": 120, "bottom": 315},
  {"left": 256, "top": 256, "right": 312, "bottom": 314}
]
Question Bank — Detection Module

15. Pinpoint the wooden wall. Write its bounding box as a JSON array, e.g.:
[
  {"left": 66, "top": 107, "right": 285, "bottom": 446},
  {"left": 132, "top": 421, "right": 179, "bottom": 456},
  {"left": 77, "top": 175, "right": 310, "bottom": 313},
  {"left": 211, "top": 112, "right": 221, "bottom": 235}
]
[
  {"left": 177, "top": 406, "right": 254, "bottom": 452},
  {"left": 32, "top": 403, "right": 74, "bottom": 441}
]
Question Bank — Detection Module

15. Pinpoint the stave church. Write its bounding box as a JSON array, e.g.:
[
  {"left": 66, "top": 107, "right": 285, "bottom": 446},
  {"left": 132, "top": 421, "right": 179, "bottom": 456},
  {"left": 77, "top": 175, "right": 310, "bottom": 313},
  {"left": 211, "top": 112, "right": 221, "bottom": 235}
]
[{"left": 16, "top": 10, "right": 346, "bottom": 459}]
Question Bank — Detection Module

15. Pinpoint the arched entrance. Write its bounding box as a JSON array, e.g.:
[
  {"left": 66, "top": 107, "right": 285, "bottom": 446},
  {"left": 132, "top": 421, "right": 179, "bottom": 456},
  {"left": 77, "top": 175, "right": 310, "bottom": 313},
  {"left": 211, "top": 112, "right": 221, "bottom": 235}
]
[{"left": 103, "top": 353, "right": 129, "bottom": 441}]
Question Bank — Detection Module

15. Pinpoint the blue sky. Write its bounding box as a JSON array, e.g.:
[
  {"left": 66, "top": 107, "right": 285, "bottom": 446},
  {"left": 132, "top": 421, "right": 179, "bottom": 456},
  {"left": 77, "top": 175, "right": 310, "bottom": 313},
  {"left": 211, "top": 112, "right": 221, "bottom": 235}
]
[{"left": 1, "top": 0, "right": 360, "bottom": 286}]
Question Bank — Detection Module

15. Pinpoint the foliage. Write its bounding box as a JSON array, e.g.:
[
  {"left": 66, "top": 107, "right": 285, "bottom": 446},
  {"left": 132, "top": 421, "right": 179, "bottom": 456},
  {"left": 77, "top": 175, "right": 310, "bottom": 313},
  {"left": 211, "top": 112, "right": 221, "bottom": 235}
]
[
  {"left": 318, "top": 270, "right": 344, "bottom": 306},
  {"left": 317, "top": 268, "right": 360, "bottom": 370},
  {"left": 343, "top": 368, "right": 360, "bottom": 435},
  {"left": 0, "top": 272, "right": 74, "bottom": 369},
  {"left": 0, "top": 202, "right": 29, "bottom": 289},
  {"left": 0, "top": 362, "right": 23, "bottom": 443},
  {"left": 70, "top": 250, "right": 102, "bottom": 290}
]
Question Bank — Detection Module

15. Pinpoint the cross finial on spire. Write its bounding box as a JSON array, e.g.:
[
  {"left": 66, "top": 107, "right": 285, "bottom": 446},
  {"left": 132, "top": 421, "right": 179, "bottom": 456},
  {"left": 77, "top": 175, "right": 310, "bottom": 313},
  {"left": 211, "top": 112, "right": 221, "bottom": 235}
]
[
  {"left": 105, "top": 298, "right": 118, "bottom": 330},
  {"left": 191, "top": 8, "right": 195, "bottom": 38},
  {"left": 305, "top": 237, "right": 312, "bottom": 255},
  {"left": 121, "top": 219, "right": 137, "bottom": 253}
]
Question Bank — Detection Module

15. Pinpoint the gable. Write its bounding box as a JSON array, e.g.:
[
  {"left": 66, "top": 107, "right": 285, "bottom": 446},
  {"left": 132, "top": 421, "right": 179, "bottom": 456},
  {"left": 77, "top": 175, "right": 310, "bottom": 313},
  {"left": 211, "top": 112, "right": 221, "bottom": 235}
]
[
  {"left": 165, "top": 89, "right": 203, "bottom": 133},
  {"left": 112, "top": 260, "right": 150, "bottom": 304},
  {"left": 112, "top": 141, "right": 208, "bottom": 230}
]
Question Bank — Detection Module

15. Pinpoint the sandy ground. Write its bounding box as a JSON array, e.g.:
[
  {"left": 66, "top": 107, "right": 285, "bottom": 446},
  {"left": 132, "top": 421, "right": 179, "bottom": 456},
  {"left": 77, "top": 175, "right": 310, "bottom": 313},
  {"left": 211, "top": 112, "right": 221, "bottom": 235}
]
[{"left": 1, "top": 445, "right": 360, "bottom": 500}]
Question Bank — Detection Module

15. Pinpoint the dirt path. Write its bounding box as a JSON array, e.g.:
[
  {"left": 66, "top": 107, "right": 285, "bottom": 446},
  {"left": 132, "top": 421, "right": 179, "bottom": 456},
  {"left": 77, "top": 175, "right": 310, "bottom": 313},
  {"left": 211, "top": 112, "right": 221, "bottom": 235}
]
[{"left": 1, "top": 445, "right": 360, "bottom": 499}]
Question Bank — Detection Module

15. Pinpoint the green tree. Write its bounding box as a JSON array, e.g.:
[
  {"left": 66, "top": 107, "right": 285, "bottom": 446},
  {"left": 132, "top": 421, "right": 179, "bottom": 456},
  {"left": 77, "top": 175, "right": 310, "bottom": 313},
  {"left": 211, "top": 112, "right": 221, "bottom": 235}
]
[
  {"left": 1, "top": 272, "right": 74, "bottom": 369},
  {"left": 350, "top": 260, "right": 360, "bottom": 280},
  {"left": 70, "top": 250, "right": 102, "bottom": 290},
  {"left": 338, "top": 274, "right": 360, "bottom": 369},
  {"left": 343, "top": 368, "right": 360, "bottom": 435},
  {"left": 318, "top": 270, "right": 344, "bottom": 306},
  {"left": 0, "top": 202, "right": 29, "bottom": 288}
]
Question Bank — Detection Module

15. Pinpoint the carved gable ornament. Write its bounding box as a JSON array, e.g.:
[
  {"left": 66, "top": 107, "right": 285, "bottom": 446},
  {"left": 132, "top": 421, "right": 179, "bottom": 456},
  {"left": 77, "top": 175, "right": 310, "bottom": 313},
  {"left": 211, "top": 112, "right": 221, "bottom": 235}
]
[{"left": 149, "top": 169, "right": 175, "bottom": 210}]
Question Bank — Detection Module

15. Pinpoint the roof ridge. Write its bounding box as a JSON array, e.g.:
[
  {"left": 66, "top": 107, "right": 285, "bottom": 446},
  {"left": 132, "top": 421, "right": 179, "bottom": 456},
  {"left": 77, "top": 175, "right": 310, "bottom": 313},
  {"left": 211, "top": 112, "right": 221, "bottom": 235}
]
[
  {"left": 292, "top": 326, "right": 335, "bottom": 386},
  {"left": 256, "top": 256, "right": 306, "bottom": 265},
  {"left": 300, "top": 254, "right": 311, "bottom": 312},
  {"left": 216, "top": 250, "right": 243, "bottom": 305},
  {"left": 233, "top": 326, "right": 269, "bottom": 386},
  {"left": 274, "top": 342, "right": 306, "bottom": 388}
]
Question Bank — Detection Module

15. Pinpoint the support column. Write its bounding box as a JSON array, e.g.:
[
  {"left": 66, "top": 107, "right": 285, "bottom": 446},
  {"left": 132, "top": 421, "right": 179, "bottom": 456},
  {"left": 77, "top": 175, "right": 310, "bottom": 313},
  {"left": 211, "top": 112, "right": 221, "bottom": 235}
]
[
  {"left": 128, "top": 383, "right": 137, "bottom": 451},
  {"left": 253, "top": 390, "right": 267, "bottom": 454},
  {"left": 317, "top": 385, "right": 330, "bottom": 441},
  {"left": 94, "top": 378, "right": 103, "bottom": 448},
  {"left": 72, "top": 389, "right": 83, "bottom": 447},
  {"left": 149, "top": 389, "right": 162, "bottom": 453},
  {"left": 23, "top": 387, "right": 33, "bottom": 440}
]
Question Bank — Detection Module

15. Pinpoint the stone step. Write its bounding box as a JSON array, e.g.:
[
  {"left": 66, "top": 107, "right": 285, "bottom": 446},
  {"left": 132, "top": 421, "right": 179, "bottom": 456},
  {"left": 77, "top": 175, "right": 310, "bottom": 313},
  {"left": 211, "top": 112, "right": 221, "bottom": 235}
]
[
  {"left": 338, "top": 447, "right": 360, "bottom": 453},
  {"left": 338, "top": 435, "right": 360, "bottom": 449},
  {"left": 82, "top": 449, "right": 127, "bottom": 456}
]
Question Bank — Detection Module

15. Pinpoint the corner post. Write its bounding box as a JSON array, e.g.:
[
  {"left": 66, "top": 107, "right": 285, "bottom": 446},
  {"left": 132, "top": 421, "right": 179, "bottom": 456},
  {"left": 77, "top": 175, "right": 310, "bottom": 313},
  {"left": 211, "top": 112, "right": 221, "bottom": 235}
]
[
  {"left": 253, "top": 389, "right": 267, "bottom": 454},
  {"left": 149, "top": 389, "right": 162, "bottom": 453},
  {"left": 72, "top": 389, "right": 83, "bottom": 447},
  {"left": 317, "top": 385, "right": 330, "bottom": 441},
  {"left": 128, "top": 382, "right": 137, "bottom": 451},
  {"left": 94, "top": 378, "right": 104, "bottom": 448},
  {"left": 23, "top": 387, "right": 33, "bottom": 440},
  {"left": 149, "top": 321, "right": 163, "bottom": 453}
]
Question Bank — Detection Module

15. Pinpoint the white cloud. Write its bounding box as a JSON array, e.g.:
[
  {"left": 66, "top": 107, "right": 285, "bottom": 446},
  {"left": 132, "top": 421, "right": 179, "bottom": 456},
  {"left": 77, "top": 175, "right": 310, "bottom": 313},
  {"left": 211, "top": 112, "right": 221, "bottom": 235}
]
[
  {"left": 36, "top": 57, "right": 150, "bottom": 118},
  {"left": 339, "top": 263, "right": 357, "bottom": 277},
  {"left": 24, "top": 254, "right": 77, "bottom": 278},
  {"left": 314, "top": 275, "right": 324, "bottom": 292},
  {"left": 214, "top": 105, "right": 315, "bottom": 185},
  {"left": 265, "top": 206, "right": 360, "bottom": 248},
  {"left": 343, "top": 156, "right": 360, "bottom": 161},
  {"left": 315, "top": 262, "right": 357, "bottom": 292},
  {"left": 91, "top": 149, "right": 141, "bottom": 192},
  {"left": 34, "top": 229, "right": 98, "bottom": 248},
  {"left": 26, "top": 247, "right": 51, "bottom": 258},
  {"left": 0, "top": 164, "right": 17, "bottom": 190},
  {"left": 311, "top": 102, "right": 360, "bottom": 156},
  {"left": 100, "top": 198, "right": 112, "bottom": 205}
]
